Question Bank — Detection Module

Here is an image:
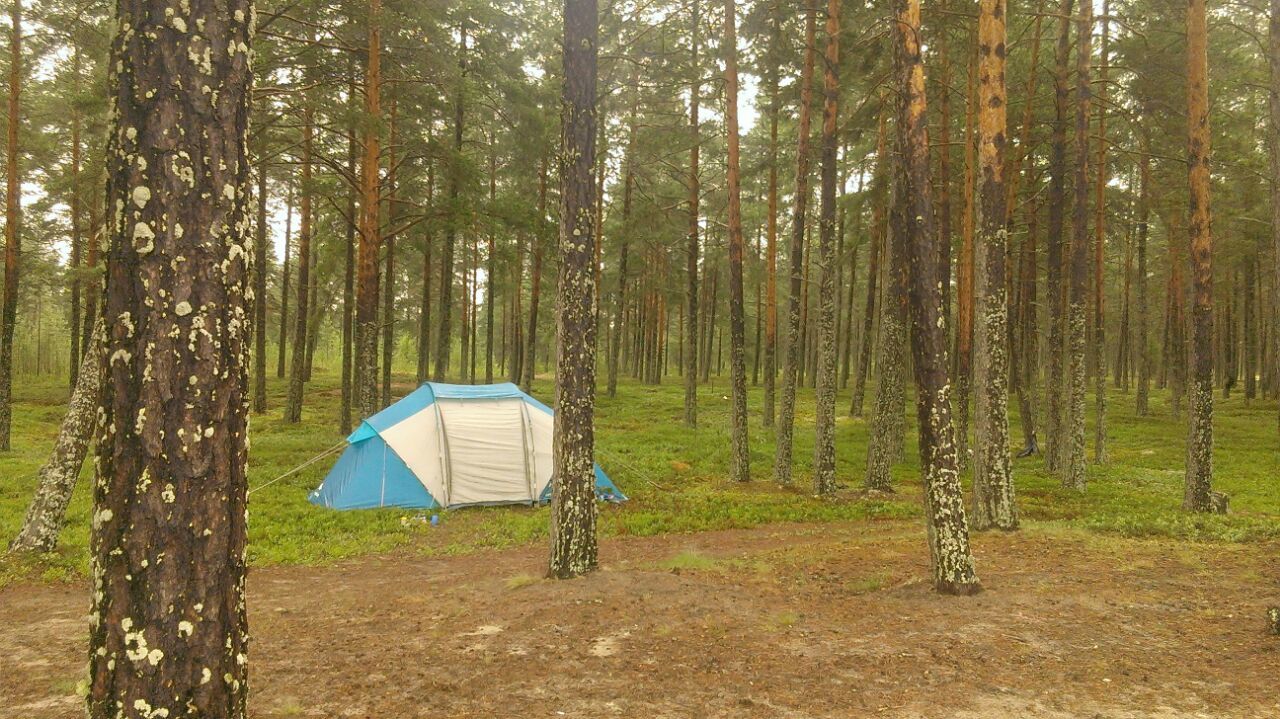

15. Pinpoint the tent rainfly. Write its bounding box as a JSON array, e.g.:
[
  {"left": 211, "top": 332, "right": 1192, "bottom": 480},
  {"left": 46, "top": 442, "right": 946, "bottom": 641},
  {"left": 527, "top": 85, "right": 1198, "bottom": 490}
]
[{"left": 309, "top": 382, "right": 625, "bottom": 510}]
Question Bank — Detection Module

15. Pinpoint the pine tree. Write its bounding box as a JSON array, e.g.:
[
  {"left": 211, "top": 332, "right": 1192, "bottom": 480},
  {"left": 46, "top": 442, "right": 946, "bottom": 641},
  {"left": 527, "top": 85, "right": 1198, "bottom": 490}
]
[
  {"left": 87, "top": 0, "right": 253, "bottom": 713},
  {"left": 892, "top": 0, "right": 981, "bottom": 595},
  {"left": 723, "top": 0, "right": 750, "bottom": 483},
  {"left": 971, "top": 0, "right": 1017, "bottom": 530},
  {"left": 549, "top": 0, "right": 600, "bottom": 579},
  {"left": 1183, "top": 0, "right": 1221, "bottom": 513},
  {"left": 1062, "top": 0, "right": 1092, "bottom": 491},
  {"left": 0, "top": 0, "right": 23, "bottom": 452},
  {"left": 773, "top": 0, "right": 817, "bottom": 485},
  {"left": 813, "top": 0, "right": 841, "bottom": 496}
]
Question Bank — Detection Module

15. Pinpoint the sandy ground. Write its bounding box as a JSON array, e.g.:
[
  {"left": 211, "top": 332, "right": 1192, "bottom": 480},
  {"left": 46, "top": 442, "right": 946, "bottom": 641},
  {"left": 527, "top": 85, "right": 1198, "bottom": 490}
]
[{"left": 3, "top": 520, "right": 1278, "bottom": 718}]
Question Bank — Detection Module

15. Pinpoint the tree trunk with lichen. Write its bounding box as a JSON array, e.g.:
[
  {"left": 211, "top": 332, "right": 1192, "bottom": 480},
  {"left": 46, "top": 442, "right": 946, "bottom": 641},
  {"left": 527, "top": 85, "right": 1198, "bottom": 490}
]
[
  {"left": 608, "top": 93, "right": 637, "bottom": 398},
  {"left": 285, "top": 90, "right": 314, "bottom": 423},
  {"left": 971, "top": 0, "right": 1017, "bottom": 531},
  {"left": 549, "top": 0, "right": 599, "bottom": 580},
  {"left": 341, "top": 66, "right": 358, "bottom": 433},
  {"left": 1092, "top": 0, "right": 1110, "bottom": 463},
  {"left": 0, "top": 0, "right": 22, "bottom": 452},
  {"left": 772, "top": 0, "right": 816, "bottom": 485},
  {"left": 1184, "top": 0, "right": 1219, "bottom": 513},
  {"left": 1044, "top": 0, "right": 1073, "bottom": 473},
  {"left": 382, "top": 99, "right": 399, "bottom": 405},
  {"left": 87, "top": 0, "right": 253, "bottom": 713},
  {"left": 1062, "top": 0, "right": 1091, "bottom": 492},
  {"left": 955, "top": 54, "right": 977, "bottom": 468},
  {"left": 684, "top": 0, "right": 700, "bottom": 425},
  {"left": 436, "top": 23, "right": 467, "bottom": 384},
  {"left": 852, "top": 107, "right": 887, "bottom": 419},
  {"left": 865, "top": 120, "right": 906, "bottom": 492},
  {"left": 763, "top": 9, "right": 781, "bottom": 427},
  {"left": 69, "top": 53, "right": 84, "bottom": 388},
  {"left": 253, "top": 160, "right": 269, "bottom": 415},
  {"left": 524, "top": 159, "right": 547, "bottom": 392},
  {"left": 356, "top": 0, "right": 383, "bottom": 419},
  {"left": 1270, "top": 0, "right": 1280, "bottom": 432},
  {"left": 1135, "top": 137, "right": 1152, "bottom": 416},
  {"left": 812, "top": 0, "right": 840, "bottom": 496},
  {"left": 9, "top": 319, "right": 103, "bottom": 553},
  {"left": 893, "top": 0, "right": 982, "bottom": 595},
  {"left": 1007, "top": 9, "right": 1043, "bottom": 457},
  {"left": 723, "top": 0, "right": 750, "bottom": 484}
]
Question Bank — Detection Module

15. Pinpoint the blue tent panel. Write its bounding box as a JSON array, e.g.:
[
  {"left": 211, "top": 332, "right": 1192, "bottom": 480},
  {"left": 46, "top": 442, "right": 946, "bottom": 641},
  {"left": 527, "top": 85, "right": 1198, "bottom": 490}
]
[
  {"left": 538, "top": 466, "right": 627, "bottom": 503},
  {"left": 308, "top": 436, "right": 440, "bottom": 510}
]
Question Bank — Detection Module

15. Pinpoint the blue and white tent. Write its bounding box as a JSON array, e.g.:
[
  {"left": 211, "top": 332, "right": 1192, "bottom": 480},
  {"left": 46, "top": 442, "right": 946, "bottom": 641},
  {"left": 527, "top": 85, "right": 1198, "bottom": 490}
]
[{"left": 309, "top": 382, "right": 625, "bottom": 510}]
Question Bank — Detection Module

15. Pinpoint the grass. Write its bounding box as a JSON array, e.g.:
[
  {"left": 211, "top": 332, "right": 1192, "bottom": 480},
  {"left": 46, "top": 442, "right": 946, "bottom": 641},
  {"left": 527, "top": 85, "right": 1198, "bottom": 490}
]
[{"left": 2, "top": 358, "right": 1278, "bottom": 588}]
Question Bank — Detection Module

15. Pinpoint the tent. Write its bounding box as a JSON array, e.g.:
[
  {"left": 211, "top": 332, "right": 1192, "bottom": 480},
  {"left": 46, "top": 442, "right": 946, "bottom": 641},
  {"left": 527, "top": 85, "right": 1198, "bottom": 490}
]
[{"left": 309, "top": 382, "right": 625, "bottom": 510}]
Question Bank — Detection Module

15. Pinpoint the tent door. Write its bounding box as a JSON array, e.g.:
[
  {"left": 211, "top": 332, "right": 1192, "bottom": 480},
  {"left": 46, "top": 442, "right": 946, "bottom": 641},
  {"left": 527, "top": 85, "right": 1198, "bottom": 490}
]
[{"left": 436, "top": 397, "right": 536, "bottom": 506}]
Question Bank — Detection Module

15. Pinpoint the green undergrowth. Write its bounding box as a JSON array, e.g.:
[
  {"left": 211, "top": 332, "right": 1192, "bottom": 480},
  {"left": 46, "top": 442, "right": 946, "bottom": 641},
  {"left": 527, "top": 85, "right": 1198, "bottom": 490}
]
[{"left": 2, "top": 361, "right": 1277, "bottom": 588}]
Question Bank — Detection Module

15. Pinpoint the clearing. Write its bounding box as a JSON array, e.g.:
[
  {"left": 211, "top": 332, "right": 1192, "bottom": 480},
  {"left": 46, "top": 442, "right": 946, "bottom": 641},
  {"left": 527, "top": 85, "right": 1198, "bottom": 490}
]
[{"left": 4, "top": 519, "right": 1277, "bottom": 718}]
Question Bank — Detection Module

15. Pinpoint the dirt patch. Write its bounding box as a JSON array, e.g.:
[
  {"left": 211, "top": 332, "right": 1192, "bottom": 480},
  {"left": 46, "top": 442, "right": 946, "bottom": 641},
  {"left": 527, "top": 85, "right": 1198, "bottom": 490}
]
[{"left": 2, "top": 521, "right": 1277, "bottom": 718}]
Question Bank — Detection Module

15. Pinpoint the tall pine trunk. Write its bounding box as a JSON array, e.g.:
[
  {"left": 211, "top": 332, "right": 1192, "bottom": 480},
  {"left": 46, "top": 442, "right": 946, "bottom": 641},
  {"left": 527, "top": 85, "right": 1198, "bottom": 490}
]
[
  {"left": 355, "top": 0, "right": 383, "bottom": 419},
  {"left": 1270, "top": 0, "right": 1280, "bottom": 432},
  {"left": 253, "top": 161, "right": 269, "bottom": 414},
  {"left": 851, "top": 107, "right": 887, "bottom": 419},
  {"left": 1044, "top": 0, "right": 1074, "bottom": 472},
  {"left": 1135, "top": 137, "right": 1153, "bottom": 415},
  {"left": 971, "top": 0, "right": 1017, "bottom": 530},
  {"left": 524, "top": 160, "right": 548, "bottom": 391},
  {"left": 436, "top": 23, "right": 467, "bottom": 383},
  {"left": 684, "top": 0, "right": 701, "bottom": 426},
  {"left": 892, "top": 0, "right": 981, "bottom": 595},
  {"left": 88, "top": 0, "right": 253, "bottom": 712},
  {"left": 723, "top": 0, "right": 750, "bottom": 483},
  {"left": 0, "top": 0, "right": 23, "bottom": 451},
  {"left": 608, "top": 93, "right": 638, "bottom": 398},
  {"left": 549, "top": 0, "right": 600, "bottom": 579},
  {"left": 1184, "top": 0, "right": 1220, "bottom": 513},
  {"left": 772, "top": 0, "right": 817, "bottom": 485},
  {"left": 1062, "top": 0, "right": 1091, "bottom": 491},
  {"left": 340, "top": 69, "right": 358, "bottom": 433},
  {"left": 1092, "top": 0, "right": 1110, "bottom": 462},
  {"left": 9, "top": 319, "right": 103, "bottom": 553},
  {"left": 285, "top": 90, "right": 314, "bottom": 423},
  {"left": 762, "top": 10, "right": 781, "bottom": 427},
  {"left": 813, "top": 0, "right": 841, "bottom": 495}
]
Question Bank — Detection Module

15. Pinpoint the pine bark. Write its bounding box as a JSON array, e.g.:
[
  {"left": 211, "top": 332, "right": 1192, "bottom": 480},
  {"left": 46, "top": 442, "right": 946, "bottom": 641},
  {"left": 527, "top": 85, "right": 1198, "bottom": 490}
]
[
  {"left": 762, "top": 10, "right": 781, "bottom": 427},
  {"left": 253, "top": 162, "right": 269, "bottom": 414},
  {"left": 851, "top": 108, "right": 887, "bottom": 419},
  {"left": 955, "top": 54, "right": 977, "bottom": 465},
  {"left": 340, "top": 71, "right": 358, "bottom": 433},
  {"left": 1062, "top": 0, "right": 1091, "bottom": 491},
  {"left": 356, "top": 0, "right": 383, "bottom": 418},
  {"left": 419, "top": 163, "right": 435, "bottom": 385},
  {"left": 383, "top": 100, "right": 399, "bottom": 404},
  {"left": 549, "top": 0, "right": 600, "bottom": 579},
  {"left": 285, "top": 91, "right": 314, "bottom": 423},
  {"left": 1092, "top": 0, "right": 1110, "bottom": 462},
  {"left": 1270, "top": 0, "right": 1280, "bottom": 431},
  {"left": 1184, "top": 0, "right": 1219, "bottom": 513},
  {"left": 684, "top": 0, "right": 701, "bottom": 426},
  {"left": 276, "top": 193, "right": 291, "bottom": 380},
  {"left": 9, "top": 319, "right": 103, "bottom": 553},
  {"left": 1135, "top": 138, "right": 1152, "bottom": 415},
  {"left": 813, "top": 0, "right": 841, "bottom": 495},
  {"left": 608, "top": 95, "right": 638, "bottom": 398},
  {"left": 0, "top": 0, "right": 23, "bottom": 451},
  {"left": 971, "top": 0, "right": 1017, "bottom": 531},
  {"left": 88, "top": 0, "right": 253, "bottom": 712},
  {"left": 892, "top": 0, "right": 982, "bottom": 595},
  {"left": 524, "top": 160, "right": 548, "bottom": 391},
  {"left": 723, "top": 0, "right": 750, "bottom": 483},
  {"left": 69, "top": 55, "right": 83, "bottom": 388},
  {"left": 436, "top": 22, "right": 467, "bottom": 383},
  {"left": 772, "top": 0, "right": 817, "bottom": 485},
  {"left": 1044, "top": 0, "right": 1073, "bottom": 472}
]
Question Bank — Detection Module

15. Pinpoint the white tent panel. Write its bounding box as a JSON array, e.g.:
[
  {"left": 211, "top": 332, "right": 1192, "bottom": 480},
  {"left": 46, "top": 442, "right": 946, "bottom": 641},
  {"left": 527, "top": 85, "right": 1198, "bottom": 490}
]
[
  {"left": 438, "top": 398, "right": 534, "bottom": 505},
  {"left": 527, "top": 406, "right": 555, "bottom": 498},
  {"left": 378, "top": 407, "right": 447, "bottom": 504}
]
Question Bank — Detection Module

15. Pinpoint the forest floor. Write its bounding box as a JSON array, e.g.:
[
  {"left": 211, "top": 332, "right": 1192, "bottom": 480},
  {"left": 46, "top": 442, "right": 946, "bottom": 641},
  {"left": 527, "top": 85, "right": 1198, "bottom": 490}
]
[
  {"left": 3, "top": 519, "right": 1278, "bottom": 718},
  {"left": 2, "top": 368, "right": 1279, "bottom": 716}
]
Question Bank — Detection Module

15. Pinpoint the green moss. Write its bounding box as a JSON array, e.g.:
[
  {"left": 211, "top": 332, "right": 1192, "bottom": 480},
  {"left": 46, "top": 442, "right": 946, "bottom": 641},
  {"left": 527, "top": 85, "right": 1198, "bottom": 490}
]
[{"left": 2, "top": 365, "right": 1277, "bottom": 588}]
